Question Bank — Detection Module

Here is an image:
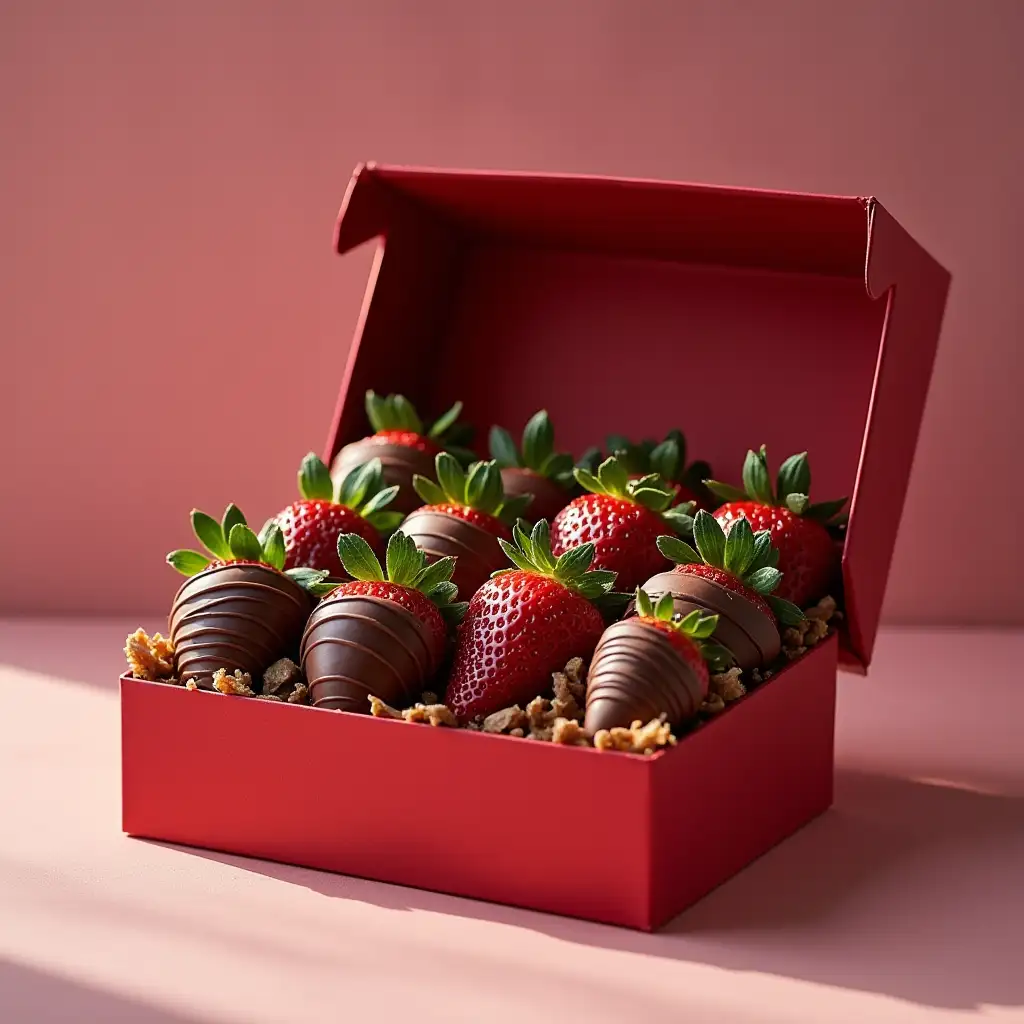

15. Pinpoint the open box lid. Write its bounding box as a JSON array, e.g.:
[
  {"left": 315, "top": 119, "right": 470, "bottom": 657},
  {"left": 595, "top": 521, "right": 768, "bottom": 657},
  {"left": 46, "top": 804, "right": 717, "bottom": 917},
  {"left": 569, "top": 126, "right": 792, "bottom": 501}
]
[{"left": 324, "top": 163, "right": 950, "bottom": 673}]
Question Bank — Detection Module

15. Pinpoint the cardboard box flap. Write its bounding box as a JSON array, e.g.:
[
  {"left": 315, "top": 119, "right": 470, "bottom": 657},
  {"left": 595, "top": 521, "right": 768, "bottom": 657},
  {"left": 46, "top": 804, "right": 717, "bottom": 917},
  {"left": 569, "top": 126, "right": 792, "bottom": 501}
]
[{"left": 327, "top": 164, "right": 950, "bottom": 671}]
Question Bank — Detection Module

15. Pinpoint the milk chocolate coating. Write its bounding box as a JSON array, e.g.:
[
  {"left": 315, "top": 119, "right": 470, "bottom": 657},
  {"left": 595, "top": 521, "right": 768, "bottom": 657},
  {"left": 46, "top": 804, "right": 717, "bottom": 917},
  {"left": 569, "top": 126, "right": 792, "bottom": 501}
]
[
  {"left": 630, "top": 570, "right": 781, "bottom": 671},
  {"left": 300, "top": 595, "right": 438, "bottom": 712},
  {"left": 499, "top": 467, "right": 570, "bottom": 522},
  {"left": 585, "top": 619, "right": 706, "bottom": 733},
  {"left": 398, "top": 510, "right": 508, "bottom": 600},
  {"left": 169, "top": 564, "right": 311, "bottom": 689},
  {"left": 330, "top": 438, "right": 437, "bottom": 515}
]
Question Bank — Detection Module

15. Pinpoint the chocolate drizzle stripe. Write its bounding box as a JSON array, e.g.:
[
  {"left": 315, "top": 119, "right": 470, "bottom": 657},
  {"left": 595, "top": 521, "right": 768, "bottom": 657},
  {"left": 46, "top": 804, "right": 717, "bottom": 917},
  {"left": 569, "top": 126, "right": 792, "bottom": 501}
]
[
  {"left": 310, "top": 675, "right": 378, "bottom": 707},
  {"left": 171, "top": 580, "right": 307, "bottom": 615},
  {"left": 657, "top": 588, "right": 763, "bottom": 667},
  {"left": 300, "top": 601, "right": 434, "bottom": 677},
  {"left": 172, "top": 612, "right": 291, "bottom": 646}
]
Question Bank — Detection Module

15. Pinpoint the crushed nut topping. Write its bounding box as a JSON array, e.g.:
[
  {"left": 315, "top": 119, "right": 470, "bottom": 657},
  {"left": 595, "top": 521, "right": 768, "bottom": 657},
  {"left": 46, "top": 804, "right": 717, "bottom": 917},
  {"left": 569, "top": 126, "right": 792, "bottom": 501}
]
[
  {"left": 185, "top": 680, "right": 198, "bottom": 691},
  {"left": 482, "top": 706, "right": 528, "bottom": 734},
  {"left": 124, "top": 628, "right": 175, "bottom": 681},
  {"left": 781, "top": 594, "right": 839, "bottom": 660},
  {"left": 211, "top": 668, "right": 255, "bottom": 696},
  {"left": 287, "top": 683, "right": 309, "bottom": 705},
  {"left": 593, "top": 715, "right": 676, "bottom": 755},
  {"left": 369, "top": 695, "right": 456, "bottom": 727},
  {"left": 709, "top": 666, "right": 746, "bottom": 703},
  {"left": 551, "top": 718, "right": 589, "bottom": 746},
  {"left": 699, "top": 693, "right": 726, "bottom": 715},
  {"left": 263, "top": 657, "right": 303, "bottom": 696}
]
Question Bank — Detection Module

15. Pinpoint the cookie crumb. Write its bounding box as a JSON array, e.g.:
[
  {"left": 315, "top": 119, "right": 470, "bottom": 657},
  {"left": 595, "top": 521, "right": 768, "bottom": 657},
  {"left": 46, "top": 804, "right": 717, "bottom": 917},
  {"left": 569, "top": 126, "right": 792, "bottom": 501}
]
[
  {"left": 403, "top": 703, "right": 458, "bottom": 727},
  {"left": 805, "top": 595, "right": 838, "bottom": 622},
  {"left": 781, "top": 595, "right": 839, "bottom": 659},
  {"left": 369, "top": 696, "right": 405, "bottom": 719},
  {"left": 256, "top": 694, "right": 284, "bottom": 702},
  {"left": 211, "top": 668, "right": 255, "bottom": 696},
  {"left": 482, "top": 705, "right": 528, "bottom": 734},
  {"left": 509, "top": 727, "right": 524, "bottom": 738},
  {"left": 551, "top": 717, "right": 589, "bottom": 746},
  {"left": 124, "top": 628, "right": 175, "bottom": 681},
  {"left": 185, "top": 680, "right": 198, "bottom": 691},
  {"left": 551, "top": 673, "right": 584, "bottom": 722},
  {"left": 593, "top": 715, "right": 675, "bottom": 754},
  {"left": 287, "top": 683, "right": 309, "bottom": 705},
  {"left": 700, "top": 693, "right": 726, "bottom": 715},
  {"left": 710, "top": 667, "right": 746, "bottom": 702},
  {"left": 262, "top": 657, "right": 303, "bottom": 697}
]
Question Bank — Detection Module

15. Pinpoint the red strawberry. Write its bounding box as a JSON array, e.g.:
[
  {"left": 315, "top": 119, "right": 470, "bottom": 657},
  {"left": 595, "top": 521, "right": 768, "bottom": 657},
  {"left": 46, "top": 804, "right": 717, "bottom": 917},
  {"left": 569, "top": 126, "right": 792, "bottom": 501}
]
[
  {"left": 399, "top": 453, "right": 532, "bottom": 600},
  {"left": 585, "top": 589, "right": 727, "bottom": 733},
  {"left": 706, "top": 447, "right": 847, "bottom": 607},
  {"left": 446, "top": 521, "right": 616, "bottom": 721},
  {"left": 578, "top": 429, "right": 716, "bottom": 510},
  {"left": 301, "top": 532, "right": 468, "bottom": 712},
  {"left": 272, "top": 453, "right": 402, "bottom": 579},
  {"left": 330, "top": 391, "right": 476, "bottom": 514},
  {"left": 550, "top": 455, "right": 695, "bottom": 591},
  {"left": 489, "top": 410, "right": 575, "bottom": 522}
]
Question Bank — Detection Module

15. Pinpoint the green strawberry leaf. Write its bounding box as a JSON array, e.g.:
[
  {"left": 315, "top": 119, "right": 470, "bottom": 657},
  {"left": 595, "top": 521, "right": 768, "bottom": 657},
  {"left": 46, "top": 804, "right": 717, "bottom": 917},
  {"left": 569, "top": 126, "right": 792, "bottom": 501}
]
[
  {"left": 435, "top": 453, "right": 467, "bottom": 504},
  {"left": 298, "top": 452, "right": 334, "bottom": 501},
  {"left": 597, "top": 456, "right": 629, "bottom": 496},
  {"left": 412, "top": 475, "right": 447, "bottom": 506},
  {"left": 528, "top": 520, "right": 557, "bottom": 572},
  {"left": 776, "top": 451, "right": 811, "bottom": 501},
  {"left": 337, "top": 458, "right": 380, "bottom": 509},
  {"left": 745, "top": 566, "right": 782, "bottom": 595},
  {"left": 465, "top": 461, "right": 491, "bottom": 509},
  {"left": 488, "top": 425, "right": 520, "bottom": 468},
  {"left": 657, "top": 535, "right": 701, "bottom": 564},
  {"left": 365, "top": 390, "right": 388, "bottom": 433},
  {"left": 748, "top": 531, "right": 779, "bottom": 572},
  {"left": 498, "top": 493, "right": 534, "bottom": 524},
  {"left": 785, "top": 492, "right": 810, "bottom": 515},
  {"left": 576, "top": 448, "right": 603, "bottom": 476},
  {"left": 391, "top": 394, "right": 423, "bottom": 434},
  {"left": 336, "top": 533, "right": 385, "bottom": 581},
  {"left": 768, "top": 595, "right": 807, "bottom": 627},
  {"left": 723, "top": 517, "right": 755, "bottom": 577},
  {"left": 630, "top": 487, "right": 672, "bottom": 513},
  {"left": 428, "top": 400, "right": 463, "bottom": 440},
  {"left": 384, "top": 531, "right": 420, "bottom": 585},
  {"left": 678, "top": 608, "right": 703, "bottom": 632},
  {"left": 654, "top": 591, "right": 675, "bottom": 620},
  {"left": 690, "top": 615, "right": 719, "bottom": 640},
  {"left": 704, "top": 479, "right": 749, "bottom": 503},
  {"left": 635, "top": 587, "right": 654, "bottom": 618},
  {"left": 701, "top": 641, "right": 735, "bottom": 673},
  {"left": 444, "top": 445, "right": 478, "bottom": 469},
  {"left": 191, "top": 509, "right": 231, "bottom": 560},
  {"left": 360, "top": 485, "right": 400, "bottom": 517},
  {"left": 227, "top": 524, "right": 265, "bottom": 563},
  {"left": 742, "top": 447, "right": 774, "bottom": 505},
  {"left": 661, "top": 507, "right": 695, "bottom": 536},
  {"left": 415, "top": 556, "right": 458, "bottom": 594},
  {"left": 285, "top": 566, "right": 334, "bottom": 595},
  {"left": 540, "top": 451, "right": 574, "bottom": 482},
  {"left": 649, "top": 439, "right": 681, "bottom": 483},
  {"left": 440, "top": 601, "right": 469, "bottom": 626},
  {"left": 221, "top": 503, "right": 247, "bottom": 539},
  {"left": 497, "top": 537, "right": 537, "bottom": 574},
  {"left": 261, "top": 523, "right": 286, "bottom": 571},
  {"left": 554, "top": 544, "right": 595, "bottom": 582},
  {"left": 692, "top": 510, "right": 727, "bottom": 568},
  {"left": 166, "top": 549, "right": 211, "bottom": 576},
  {"left": 365, "top": 510, "right": 405, "bottom": 535},
  {"left": 521, "top": 410, "right": 554, "bottom": 471},
  {"left": 804, "top": 497, "right": 849, "bottom": 523}
]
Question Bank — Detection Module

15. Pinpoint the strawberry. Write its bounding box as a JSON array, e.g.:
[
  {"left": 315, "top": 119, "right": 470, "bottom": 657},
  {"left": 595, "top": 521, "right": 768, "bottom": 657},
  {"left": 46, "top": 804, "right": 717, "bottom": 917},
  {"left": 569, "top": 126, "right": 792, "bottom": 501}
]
[
  {"left": 272, "top": 453, "right": 403, "bottom": 579},
  {"left": 488, "top": 409, "right": 575, "bottom": 521},
  {"left": 446, "top": 520, "right": 616, "bottom": 721},
  {"left": 399, "top": 453, "right": 534, "bottom": 600},
  {"left": 302, "top": 532, "right": 468, "bottom": 711},
  {"left": 705, "top": 447, "right": 847, "bottom": 607},
  {"left": 585, "top": 589, "right": 728, "bottom": 733},
  {"left": 167, "top": 506, "right": 332, "bottom": 687},
  {"left": 330, "top": 391, "right": 476, "bottom": 514},
  {"left": 579, "top": 429, "right": 715, "bottom": 510},
  {"left": 550, "top": 455, "right": 695, "bottom": 591}
]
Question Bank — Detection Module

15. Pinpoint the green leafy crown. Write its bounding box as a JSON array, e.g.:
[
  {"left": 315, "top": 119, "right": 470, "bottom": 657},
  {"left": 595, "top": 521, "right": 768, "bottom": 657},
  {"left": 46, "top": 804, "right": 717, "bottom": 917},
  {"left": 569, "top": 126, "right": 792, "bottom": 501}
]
[
  {"left": 633, "top": 587, "right": 733, "bottom": 671},
  {"left": 296, "top": 453, "right": 403, "bottom": 535},
  {"left": 704, "top": 446, "right": 848, "bottom": 524},
  {"left": 333, "top": 531, "right": 468, "bottom": 626},
  {"left": 657, "top": 510, "right": 806, "bottom": 626},
  {"left": 167, "top": 504, "right": 331, "bottom": 593},
  {"left": 494, "top": 519, "right": 618, "bottom": 601},
  {"left": 413, "top": 453, "right": 534, "bottom": 525},
  {"left": 579, "top": 429, "right": 712, "bottom": 496},
  {"left": 364, "top": 390, "right": 476, "bottom": 463},
  {"left": 573, "top": 455, "right": 695, "bottom": 536},
  {"left": 488, "top": 410, "right": 575, "bottom": 487}
]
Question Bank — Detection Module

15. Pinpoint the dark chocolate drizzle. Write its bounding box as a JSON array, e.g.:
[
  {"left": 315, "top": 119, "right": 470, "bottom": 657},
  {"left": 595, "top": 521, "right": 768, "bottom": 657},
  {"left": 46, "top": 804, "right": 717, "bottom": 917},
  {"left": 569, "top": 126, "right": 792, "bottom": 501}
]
[
  {"left": 301, "top": 595, "right": 438, "bottom": 713},
  {"left": 398, "top": 510, "right": 507, "bottom": 601},
  {"left": 499, "top": 467, "right": 569, "bottom": 522},
  {"left": 585, "top": 619, "right": 706, "bottom": 733},
  {"left": 631, "top": 570, "right": 781, "bottom": 671},
  {"left": 169, "top": 564, "right": 310, "bottom": 689},
  {"left": 330, "top": 438, "right": 437, "bottom": 514}
]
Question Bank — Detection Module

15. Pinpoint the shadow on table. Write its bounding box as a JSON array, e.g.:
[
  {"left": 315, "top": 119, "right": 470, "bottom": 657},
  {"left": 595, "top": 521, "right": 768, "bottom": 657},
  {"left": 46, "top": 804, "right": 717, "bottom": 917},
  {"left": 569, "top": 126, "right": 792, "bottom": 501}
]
[
  {"left": 0, "top": 958, "right": 209, "bottom": 1024},
  {"left": 156, "top": 769, "right": 1024, "bottom": 1012}
]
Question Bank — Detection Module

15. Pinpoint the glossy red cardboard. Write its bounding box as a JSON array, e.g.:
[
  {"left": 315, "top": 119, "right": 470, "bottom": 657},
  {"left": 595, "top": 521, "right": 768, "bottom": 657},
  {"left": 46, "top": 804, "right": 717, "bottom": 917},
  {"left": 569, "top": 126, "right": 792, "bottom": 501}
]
[{"left": 121, "top": 165, "right": 949, "bottom": 929}]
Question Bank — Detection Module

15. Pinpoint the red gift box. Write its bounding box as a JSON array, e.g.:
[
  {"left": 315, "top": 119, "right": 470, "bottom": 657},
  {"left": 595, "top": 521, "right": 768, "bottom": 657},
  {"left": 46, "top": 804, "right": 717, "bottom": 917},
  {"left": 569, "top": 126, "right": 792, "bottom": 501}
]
[{"left": 121, "top": 164, "right": 950, "bottom": 930}]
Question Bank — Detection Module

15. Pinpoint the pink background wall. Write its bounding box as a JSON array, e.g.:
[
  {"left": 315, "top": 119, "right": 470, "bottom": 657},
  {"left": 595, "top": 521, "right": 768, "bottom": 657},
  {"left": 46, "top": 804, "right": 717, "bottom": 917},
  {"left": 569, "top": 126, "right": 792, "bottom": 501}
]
[{"left": 1, "top": 0, "right": 1021, "bottom": 622}]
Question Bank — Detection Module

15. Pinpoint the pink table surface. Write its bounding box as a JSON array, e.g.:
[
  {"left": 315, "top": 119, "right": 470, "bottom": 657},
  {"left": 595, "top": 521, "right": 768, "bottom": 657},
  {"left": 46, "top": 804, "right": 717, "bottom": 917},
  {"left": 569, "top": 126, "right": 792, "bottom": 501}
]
[{"left": 1, "top": 619, "right": 1022, "bottom": 1024}]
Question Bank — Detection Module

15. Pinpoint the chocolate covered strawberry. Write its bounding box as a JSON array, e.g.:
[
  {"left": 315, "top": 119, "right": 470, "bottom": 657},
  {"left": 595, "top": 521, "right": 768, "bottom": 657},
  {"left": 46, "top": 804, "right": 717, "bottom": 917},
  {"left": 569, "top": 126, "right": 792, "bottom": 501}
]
[
  {"left": 646, "top": 511, "right": 805, "bottom": 671},
  {"left": 167, "top": 506, "right": 331, "bottom": 688},
  {"left": 330, "top": 391, "right": 475, "bottom": 514},
  {"left": 398, "top": 453, "right": 533, "bottom": 600},
  {"left": 586, "top": 590, "right": 727, "bottom": 734},
  {"left": 272, "top": 453, "right": 403, "bottom": 579},
  {"left": 550, "top": 455, "right": 695, "bottom": 591},
  {"left": 446, "top": 520, "right": 616, "bottom": 721},
  {"left": 489, "top": 409, "right": 575, "bottom": 521},
  {"left": 705, "top": 447, "right": 847, "bottom": 607},
  {"left": 579, "top": 429, "right": 714, "bottom": 509},
  {"left": 301, "top": 532, "right": 466, "bottom": 712}
]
